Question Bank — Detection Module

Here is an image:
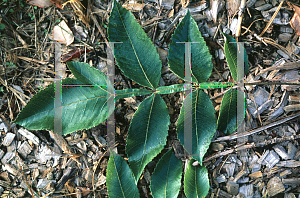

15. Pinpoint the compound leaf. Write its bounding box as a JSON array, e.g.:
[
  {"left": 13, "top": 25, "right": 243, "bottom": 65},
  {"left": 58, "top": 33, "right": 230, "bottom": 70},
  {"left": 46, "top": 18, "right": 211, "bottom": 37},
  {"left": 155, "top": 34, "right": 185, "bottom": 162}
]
[
  {"left": 14, "top": 62, "right": 112, "bottom": 135},
  {"left": 184, "top": 159, "right": 210, "bottom": 198},
  {"left": 126, "top": 93, "right": 170, "bottom": 182},
  {"left": 150, "top": 149, "right": 182, "bottom": 198},
  {"left": 108, "top": 0, "right": 162, "bottom": 89},
  {"left": 177, "top": 89, "right": 217, "bottom": 165},
  {"left": 168, "top": 10, "right": 213, "bottom": 84},
  {"left": 223, "top": 33, "right": 249, "bottom": 82},
  {"left": 107, "top": 151, "right": 140, "bottom": 198},
  {"left": 217, "top": 88, "right": 245, "bottom": 135}
]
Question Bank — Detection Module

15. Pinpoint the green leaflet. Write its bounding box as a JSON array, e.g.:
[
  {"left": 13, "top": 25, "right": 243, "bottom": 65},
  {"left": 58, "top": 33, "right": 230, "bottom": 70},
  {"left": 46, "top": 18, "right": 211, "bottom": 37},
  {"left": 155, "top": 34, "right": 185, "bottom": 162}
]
[
  {"left": 217, "top": 88, "right": 245, "bottom": 135},
  {"left": 14, "top": 61, "right": 155, "bottom": 135},
  {"left": 14, "top": 78, "right": 110, "bottom": 135},
  {"left": 168, "top": 10, "right": 213, "bottom": 84},
  {"left": 177, "top": 89, "right": 217, "bottom": 165},
  {"left": 67, "top": 61, "right": 111, "bottom": 86},
  {"left": 67, "top": 62, "right": 154, "bottom": 100},
  {"left": 184, "top": 159, "right": 210, "bottom": 198},
  {"left": 222, "top": 33, "right": 249, "bottom": 82},
  {"left": 126, "top": 93, "right": 170, "bottom": 182},
  {"left": 108, "top": 0, "right": 162, "bottom": 89},
  {"left": 107, "top": 151, "right": 140, "bottom": 198},
  {"left": 14, "top": 61, "right": 113, "bottom": 135},
  {"left": 150, "top": 149, "right": 182, "bottom": 198}
]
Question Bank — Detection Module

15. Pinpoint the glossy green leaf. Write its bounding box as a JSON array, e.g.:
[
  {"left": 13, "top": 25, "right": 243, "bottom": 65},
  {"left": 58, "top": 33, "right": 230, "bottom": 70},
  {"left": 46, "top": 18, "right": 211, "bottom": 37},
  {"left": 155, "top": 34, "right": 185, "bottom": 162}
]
[
  {"left": 66, "top": 61, "right": 111, "bottom": 86},
  {"left": 108, "top": 0, "right": 162, "bottom": 89},
  {"left": 217, "top": 88, "right": 245, "bottom": 135},
  {"left": 177, "top": 89, "right": 217, "bottom": 165},
  {"left": 107, "top": 151, "right": 140, "bottom": 198},
  {"left": 168, "top": 10, "right": 213, "bottom": 84},
  {"left": 184, "top": 159, "right": 209, "bottom": 198},
  {"left": 126, "top": 93, "right": 170, "bottom": 182},
  {"left": 222, "top": 33, "right": 249, "bottom": 82},
  {"left": 14, "top": 62, "right": 112, "bottom": 135},
  {"left": 150, "top": 149, "right": 182, "bottom": 198}
]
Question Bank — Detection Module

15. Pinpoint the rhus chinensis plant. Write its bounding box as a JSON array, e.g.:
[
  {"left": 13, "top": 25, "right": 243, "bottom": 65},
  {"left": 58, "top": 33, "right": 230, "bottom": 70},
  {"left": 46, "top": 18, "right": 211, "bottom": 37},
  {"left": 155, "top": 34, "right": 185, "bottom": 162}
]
[{"left": 14, "top": 0, "right": 249, "bottom": 197}]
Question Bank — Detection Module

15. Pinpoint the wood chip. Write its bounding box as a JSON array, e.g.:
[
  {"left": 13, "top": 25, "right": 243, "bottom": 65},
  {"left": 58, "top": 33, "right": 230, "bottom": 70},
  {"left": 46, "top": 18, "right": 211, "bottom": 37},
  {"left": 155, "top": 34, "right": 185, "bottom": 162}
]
[
  {"left": 249, "top": 171, "right": 263, "bottom": 178},
  {"left": 18, "top": 128, "right": 40, "bottom": 145},
  {"left": 17, "top": 141, "right": 32, "bottom": 158},
  {"left": 226, "top": 181, "right": 239, "bottom": 195},
  {"left": 267, "top": 177, "right": 285, "bottom": 197},
  {"left": 277, "top": 160, "right": 300, "bottom": 168},
  {"left": 273, "top": 145, "right": 290, "bottom": 160},
  {"left": 2, "top": 133, "right": 15, "bottom": 146}
]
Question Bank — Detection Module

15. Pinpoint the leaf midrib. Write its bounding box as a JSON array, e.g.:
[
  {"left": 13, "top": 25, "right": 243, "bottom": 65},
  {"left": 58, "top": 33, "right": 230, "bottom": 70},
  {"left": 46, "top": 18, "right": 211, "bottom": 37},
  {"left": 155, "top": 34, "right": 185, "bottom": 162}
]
[
  {"left": 116, "top": 4, "right": 154, "bottom": 89},
  {"left": 194, "top": 89, "right": 199, "bottom": 159},
  {"left": 164, "top": 154, "right": 171, "bottom": 197},
  {"left": 137, "top": 94, "right": 156, "bottom": 179},
  {"left": 113, "top": 156, "right": 127, "bottom": 198}
]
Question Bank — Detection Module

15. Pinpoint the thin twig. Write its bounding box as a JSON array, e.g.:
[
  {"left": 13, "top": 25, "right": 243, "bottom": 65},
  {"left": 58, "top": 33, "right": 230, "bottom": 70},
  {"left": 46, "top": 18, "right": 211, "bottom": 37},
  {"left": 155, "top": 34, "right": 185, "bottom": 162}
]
[
  {"left": 259, "top": 1, "right": 283, "bottom": 37},
  {"left": 93, "top": 150, "right": 107, "bottom": 198},
  {"left": 214, "top": 112, "right": 300, "bottom": 142},
  {"left": 18, "top": 161, "right": 35, "bottom": 198},
  {"left": 152, "top": 5, "right": 164, "bottom": 43},
  {"left": 244, "top": 81, "right": 300, "bottom": 86},
  {"left": 258, "top": 61, "right": 300, "bottom": 74},
  {"left": 205, "top": 134, "right": 300, "bottom": 162},
  {"left": 236, "top": 0, "right": 246, "bottom": 39}
]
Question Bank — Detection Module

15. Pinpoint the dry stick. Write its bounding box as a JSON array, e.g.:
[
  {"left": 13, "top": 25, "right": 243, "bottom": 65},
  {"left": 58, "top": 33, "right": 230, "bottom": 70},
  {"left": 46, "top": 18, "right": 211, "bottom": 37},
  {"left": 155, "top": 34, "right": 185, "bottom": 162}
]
[
  {"left": 263, "top": 37, "right": 300, "bottom": 60},
  {"left": 205, "top": 134, "right": 300, "bottom": 162},
  {"left": 0, "top": 76, "right": 30, "bottom": 102},
  {"left": 6, "top": 96, "right": 13, "bottom": 121},
  {"left": 0, "top": 114, "right": 11, "bottom": 131},
  {"left": 152, "top": 5, "right": 164, "bottom": 43},
  {"left": 235, "top": 0, "right": 246, "bottom": 39},
  {"left": 17, "top": 161, "right": 35, "bottom": 198},
  {"left": 93, "top": 150, "right": 108, "bottom": 198},
  {"left": 259, "top": 1, "right": 283, "bottom": 37},
  {"left": 90, "top": 14, "right": 109, "bottom": 46},
  {"left": 268, "top": 84, "right": 276, "bottom": 100},
  {"left": 33, "top": 6, "right": 37, "bottom": 51},
  {"left": 214, "top": 112, "right": 300, "bottom": 142},
  {"left": 241, "top": 19, "right": 264, "bottom": 36},
  {"left": 244, "top": 81, "right": 300, "bottom": 86},
  {"left": 181, "top": 0, "right": 190, "bottom": 9},
  {"left": 204, "top": 144, "right": 254, "bottom": 163},
  {"left": 49, "top": 131, "right": 82, "bottom": 166},
  {"left": 259, "top": 61, "right": 300, "bottom": 74}
]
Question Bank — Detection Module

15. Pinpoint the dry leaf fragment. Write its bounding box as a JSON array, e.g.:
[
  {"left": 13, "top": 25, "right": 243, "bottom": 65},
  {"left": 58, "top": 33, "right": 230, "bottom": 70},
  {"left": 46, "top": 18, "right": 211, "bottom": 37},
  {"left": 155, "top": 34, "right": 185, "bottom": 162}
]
[
  {"left": 122, "top": 2, "right": 145, "bottom": 11},
  {"left": 53, "top": 20, "right": 74, "bottom": 46},
  {"left": 49, "top": 131, "right": 81, "bottom": 166},
  {"left": 288, "top": 2, "right": 300, "bottom": 36},
  {"left": 284, "top": 104, "right": 300, "bottom": 112},
  {"left": 18, "top": 128, "right": 40, "bottom": 145},
  {"left": 226, "top": 0, "right": 240, "bottom": 18},
  {"left": 210, "top": 0, "right": 225, "bottom": 23},
  {"left": 27, "top": 0, "right": 62, "bottom": 8},
  {"left": 27, "top": 0, "right": 53, "bottom": 8}
]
